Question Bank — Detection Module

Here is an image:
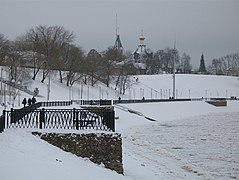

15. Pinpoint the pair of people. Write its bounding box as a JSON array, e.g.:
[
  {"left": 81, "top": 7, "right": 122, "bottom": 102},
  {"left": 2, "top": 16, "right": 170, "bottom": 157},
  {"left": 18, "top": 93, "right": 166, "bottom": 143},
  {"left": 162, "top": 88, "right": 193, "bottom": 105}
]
[{"left": 22, "top": 97, "right": 37, "bottom": 107}]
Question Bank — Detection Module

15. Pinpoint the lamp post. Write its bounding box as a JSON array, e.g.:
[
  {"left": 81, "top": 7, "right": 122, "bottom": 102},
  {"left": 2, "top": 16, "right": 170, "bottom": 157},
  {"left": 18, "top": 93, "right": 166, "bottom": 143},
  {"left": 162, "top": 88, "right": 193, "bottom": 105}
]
[
  {"left": 172, "top": 43, "right": 176, "bottom": 99},
  {"left": 47, "top": 70, "right": 50, "bottom": 101},
  {"left": 17, "top": 81, "right": 21, "bottom": 107},
  {"left": 3, "top": 84, "right": 6, "bottom": 109}
]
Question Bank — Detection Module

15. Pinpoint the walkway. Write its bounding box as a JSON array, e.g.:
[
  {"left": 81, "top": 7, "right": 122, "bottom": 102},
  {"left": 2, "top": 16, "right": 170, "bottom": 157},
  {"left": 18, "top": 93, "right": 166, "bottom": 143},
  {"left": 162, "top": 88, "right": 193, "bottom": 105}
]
[{"left": 0, "top": 78, "right": 44, "bottom": 97}]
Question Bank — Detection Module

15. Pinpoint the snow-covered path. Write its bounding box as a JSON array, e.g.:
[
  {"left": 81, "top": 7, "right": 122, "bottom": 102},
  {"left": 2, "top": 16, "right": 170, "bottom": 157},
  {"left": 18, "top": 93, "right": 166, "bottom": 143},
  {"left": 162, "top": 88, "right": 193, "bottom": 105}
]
[{"left": 122, "top": 112, "right": 239, "bottom": 180}]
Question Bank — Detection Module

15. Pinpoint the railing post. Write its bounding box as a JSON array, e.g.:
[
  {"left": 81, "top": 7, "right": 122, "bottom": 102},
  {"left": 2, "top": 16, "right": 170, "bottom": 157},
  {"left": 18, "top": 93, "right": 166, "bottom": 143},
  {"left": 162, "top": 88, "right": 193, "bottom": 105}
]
[
  {"left": 112, "top": 110, "right": 115, "bottom": 132},
  {"left": 76, "top": 110, "right": 79, "bottom": 130},
  {"left": 10, "top": 108, "right": 15, "bottom": 124},
  {"left": 109, "top": 108, "right": 115, "bottom": 132},
  {"left": 73, "top": 108, "right": 79, "bottom": 130},
  {"left": 39, "top": 108, "right": 45, "bottom": 129},
  {"left": 0, "top": 110, "right": 6, "bottom": 133},
  {"left": 103, "top": 107, "right": 115, "bottom": 132},
  {"left": 3, "top": 110, "right": 6, "bottom": 131},
  {"left": 3, "top": 110, "right": 6, "bottom": 128}
]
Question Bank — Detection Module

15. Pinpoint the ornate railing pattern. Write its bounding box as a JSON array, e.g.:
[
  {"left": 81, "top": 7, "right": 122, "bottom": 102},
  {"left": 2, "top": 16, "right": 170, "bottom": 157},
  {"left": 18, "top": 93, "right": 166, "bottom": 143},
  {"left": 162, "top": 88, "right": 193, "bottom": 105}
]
[{"left": 2, "top": 107, "right": 115, "bottom": 132}]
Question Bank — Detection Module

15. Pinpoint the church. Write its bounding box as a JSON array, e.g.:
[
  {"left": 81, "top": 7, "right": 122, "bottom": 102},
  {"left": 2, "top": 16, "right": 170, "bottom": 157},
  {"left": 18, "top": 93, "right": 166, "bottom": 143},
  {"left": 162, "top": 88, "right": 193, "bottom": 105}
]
[{"left": 113, "top": 30, "right": 153, "bottom": 75}]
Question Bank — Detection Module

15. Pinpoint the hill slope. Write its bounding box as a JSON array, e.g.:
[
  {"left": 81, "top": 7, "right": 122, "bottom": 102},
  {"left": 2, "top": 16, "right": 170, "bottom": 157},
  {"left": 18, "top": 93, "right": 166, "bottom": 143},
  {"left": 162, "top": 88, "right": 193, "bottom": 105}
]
[{"left": 24, "top": 73, "right": 239, "bottom": 102}]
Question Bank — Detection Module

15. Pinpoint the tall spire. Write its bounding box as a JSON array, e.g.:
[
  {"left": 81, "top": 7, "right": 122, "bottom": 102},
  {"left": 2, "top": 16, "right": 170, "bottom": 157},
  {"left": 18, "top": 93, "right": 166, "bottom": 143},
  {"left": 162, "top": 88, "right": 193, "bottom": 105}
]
[
  {"left": 116, "top": 13, "right": 118, "bottom": 38},
  {"left": 114, "top": 13, "right": 123, "bottom": 51}
]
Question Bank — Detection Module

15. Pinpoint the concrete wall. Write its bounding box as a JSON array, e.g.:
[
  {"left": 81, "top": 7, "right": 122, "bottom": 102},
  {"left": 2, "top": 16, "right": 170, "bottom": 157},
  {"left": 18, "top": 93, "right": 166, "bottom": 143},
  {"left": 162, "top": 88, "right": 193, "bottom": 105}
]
[
  {"left": 207, "top": 100, "right": 227, "bottom": 107},
  {"left": 32, "top": 132, "right": 123, "bottom": 174}
]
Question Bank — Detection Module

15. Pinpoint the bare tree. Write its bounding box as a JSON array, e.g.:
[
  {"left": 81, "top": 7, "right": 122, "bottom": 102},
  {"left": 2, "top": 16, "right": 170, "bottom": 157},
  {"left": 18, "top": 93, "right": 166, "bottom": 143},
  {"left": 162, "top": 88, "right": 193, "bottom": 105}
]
[
  {"left": 13, "top": 35, "right": 45, "bottom": 80},
  {"left": 208, "top": 52, "right": 239, "bottom": 76},
  {"left": 85, "top": 49, "right": 102, "bottom": 86},
  {"left": 210, "top": 58, "right": 226, "bottom": 75},
  {"left": 112, "top": 60, "right": 135, "bottom": 95},
  {"left": 146, "top": 50, "right": 163, "bottom": 74},
  {"left": 181, "top": 52, "right": 192, "bottom": 73},
  {"left": 0, "top": 34, "right": 10, "bottom": 65},
  {"left": 102, "top": 46, "right": 126, "bottom": 87},
  {"left": 24, "top": 25, "right": 75, "bottom": 83},
  {"left": 159, "top": 47, "right": 180, "bottom": 74},
  {"left": 118, "top": 63, "right": 134, "bottom": 95},
  {"left": 3, "top": 41, "right": 25, "bottom": 82},
  {"left": 224, "top": 53, "right": 239, "bottom": 76},
  {"left": 62, "top": 44, "right": 84, "bottom": 86}
]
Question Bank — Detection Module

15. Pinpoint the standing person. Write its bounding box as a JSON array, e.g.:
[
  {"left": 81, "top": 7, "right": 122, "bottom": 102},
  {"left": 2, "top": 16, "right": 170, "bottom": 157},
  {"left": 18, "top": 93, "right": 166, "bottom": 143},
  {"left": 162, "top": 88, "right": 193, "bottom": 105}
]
[
  {"left": 22, "top": 98, "right": 27, "bottom": 107},
  {"left": 28, "top": 98, "right": 32, "bottom": 106},
  {"left": 32, "top": 96, "right": 36, "bottom": 104}
]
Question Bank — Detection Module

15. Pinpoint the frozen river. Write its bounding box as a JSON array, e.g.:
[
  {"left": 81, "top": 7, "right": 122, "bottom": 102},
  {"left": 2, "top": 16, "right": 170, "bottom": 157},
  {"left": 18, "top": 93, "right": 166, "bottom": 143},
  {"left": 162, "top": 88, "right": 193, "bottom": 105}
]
[{"left": 123, "top": 112, "right": 239, "bottom": 179}]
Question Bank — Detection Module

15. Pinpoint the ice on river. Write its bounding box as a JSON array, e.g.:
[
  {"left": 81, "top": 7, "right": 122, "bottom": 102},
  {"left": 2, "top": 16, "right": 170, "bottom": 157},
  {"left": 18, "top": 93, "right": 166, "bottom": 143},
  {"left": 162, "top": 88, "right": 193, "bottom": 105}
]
[{"left": 122, "top": 112, "right": 239, "bottom": 179}]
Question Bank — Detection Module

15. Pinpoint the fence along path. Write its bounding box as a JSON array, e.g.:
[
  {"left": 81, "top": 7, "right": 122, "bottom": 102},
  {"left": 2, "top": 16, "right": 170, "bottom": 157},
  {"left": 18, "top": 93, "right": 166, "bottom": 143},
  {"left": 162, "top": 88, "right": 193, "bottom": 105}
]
[
  {"left": 1, "top": 98, "right": 237, "bottom": 133},
  {"left": 0, "top": 101, "right": 115, "bottom": 133}
]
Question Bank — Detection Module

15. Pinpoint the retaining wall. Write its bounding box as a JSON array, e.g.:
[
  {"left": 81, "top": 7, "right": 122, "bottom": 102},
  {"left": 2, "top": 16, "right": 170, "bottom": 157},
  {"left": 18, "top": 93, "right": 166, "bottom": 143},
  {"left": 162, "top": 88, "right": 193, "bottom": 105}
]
[
  {"left": 206, "top": 100, "right": 227, "bottom": 107},
  {"left": 32, "top": 132, "right": 123, "bottom": 174}
]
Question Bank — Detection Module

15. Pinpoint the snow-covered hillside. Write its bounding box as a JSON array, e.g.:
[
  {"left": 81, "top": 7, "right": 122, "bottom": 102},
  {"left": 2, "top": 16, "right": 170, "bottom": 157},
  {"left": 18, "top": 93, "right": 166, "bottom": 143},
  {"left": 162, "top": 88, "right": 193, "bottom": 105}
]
[
  {"left": 10, "top": 72, "right": 239, "bottom": 104},
  {"left": 130, "top": 74, "right": 239, "bottom": 99},
  {"left": 0, "top": 73, "right": 239, "bottom": 179}
]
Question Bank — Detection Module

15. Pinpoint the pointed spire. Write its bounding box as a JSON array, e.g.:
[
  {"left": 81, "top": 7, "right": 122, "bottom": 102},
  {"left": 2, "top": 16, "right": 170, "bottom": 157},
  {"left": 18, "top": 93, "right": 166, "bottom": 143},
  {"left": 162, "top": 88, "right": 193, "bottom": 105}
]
[
  {"left": 116, "top": 13, "right": 118, "bottom": 38},
  {"left": 114, "top": 14, "right": 123, "bottom": 51},
  {"left": 114, "top": 33, "right": 123, "bottom": 50}
]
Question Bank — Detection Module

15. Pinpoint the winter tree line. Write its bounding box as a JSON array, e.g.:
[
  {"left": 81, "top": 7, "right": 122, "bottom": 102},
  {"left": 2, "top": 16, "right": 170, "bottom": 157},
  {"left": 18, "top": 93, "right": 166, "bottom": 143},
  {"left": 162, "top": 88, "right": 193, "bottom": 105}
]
[
  {"left": 0, "top": 25, "right": 238, "bottom": 92},
  {"left": 207, "top": 53, "right": 239, "bottom": 76}
]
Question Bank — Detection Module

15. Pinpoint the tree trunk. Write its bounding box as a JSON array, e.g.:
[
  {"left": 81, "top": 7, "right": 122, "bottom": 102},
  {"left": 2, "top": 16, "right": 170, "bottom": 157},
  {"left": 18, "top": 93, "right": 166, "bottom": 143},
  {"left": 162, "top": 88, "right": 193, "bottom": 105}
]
[
  {"left": 32, "top": 66, "right": 41, "bottom": 80},
  {"left": 66, "top": 71, "right": 72, "bottom": 87},
  {"left": 41, "top": 69, "right": 48, "bottom": 83},
  {"left": 122, "top": 75, "right": 128, "bottom": 95},
  {"left": 91, "top": 72, "right": 94, "bottom": 86},
  {"left": 106, "top": 74, "right": 110, "bottom": 87},
  {"left": 115, "top": 69, "right": 123, "bottom": 90},
  {"left": 59, "top": 70, "right": 63, "bottom": 83}
]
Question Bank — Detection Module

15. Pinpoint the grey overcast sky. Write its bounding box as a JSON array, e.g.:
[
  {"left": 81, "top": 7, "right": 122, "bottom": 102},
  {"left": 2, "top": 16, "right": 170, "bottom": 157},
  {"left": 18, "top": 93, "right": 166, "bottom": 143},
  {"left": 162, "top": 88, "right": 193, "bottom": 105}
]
[{"left": 0, "top": 0, "right": 239, "bottom": 68}]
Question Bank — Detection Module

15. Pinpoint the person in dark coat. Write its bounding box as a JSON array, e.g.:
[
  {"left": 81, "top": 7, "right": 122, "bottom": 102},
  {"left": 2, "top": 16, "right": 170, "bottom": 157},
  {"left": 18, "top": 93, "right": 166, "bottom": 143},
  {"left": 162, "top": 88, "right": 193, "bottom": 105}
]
[
  {"left": 22, "top": 98, "right": 27, "bottom": 107},
  {"left": 28, "top": 98, "right": 32, "bottom": 106},
  {"left": 32, "top": 96, "right": 36, "bottom": 104}
]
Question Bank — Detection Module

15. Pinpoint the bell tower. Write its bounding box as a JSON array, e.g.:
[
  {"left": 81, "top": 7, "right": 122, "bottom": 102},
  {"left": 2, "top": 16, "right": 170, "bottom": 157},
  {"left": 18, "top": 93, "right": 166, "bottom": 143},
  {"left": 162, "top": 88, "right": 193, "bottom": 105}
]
[{"left": 138, "top": 30, "right": 147, "bottom": 53}]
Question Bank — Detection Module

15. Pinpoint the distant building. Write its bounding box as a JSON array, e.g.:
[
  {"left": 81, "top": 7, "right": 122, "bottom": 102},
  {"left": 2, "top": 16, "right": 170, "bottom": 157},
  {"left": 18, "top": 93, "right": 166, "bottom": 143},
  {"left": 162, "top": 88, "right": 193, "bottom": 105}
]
[
  {"left": 133, "top": 31, "right": 153, "bottom": 62},
  {"left": 133, "top": 31, "right": 153, "bottom": 74},
  {"left": 113, "top": 30, "right": 153, "bottom": 75}
]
